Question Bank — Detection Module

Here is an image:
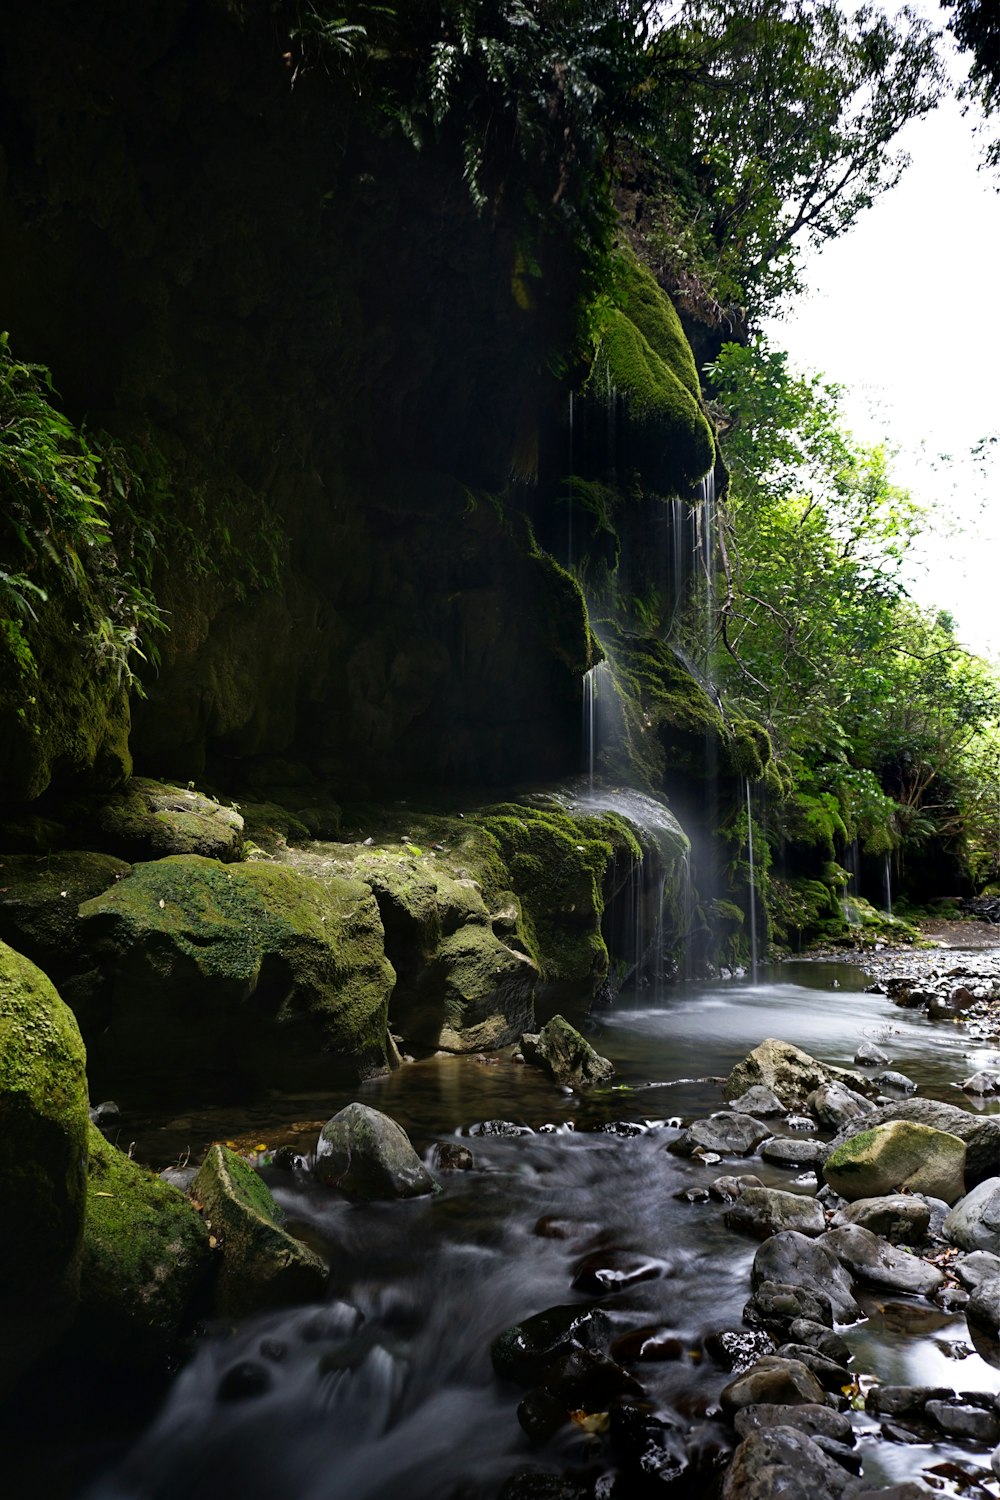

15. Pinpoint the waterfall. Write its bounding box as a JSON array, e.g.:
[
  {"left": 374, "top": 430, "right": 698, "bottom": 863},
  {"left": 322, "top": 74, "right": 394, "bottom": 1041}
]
[
  {"left": 583, "top": 664, "right": 597, "bottom": 789},
  {"left": 699, "top": 469, "right": 717, "bottom": 682},
  {"left": 746, "top": 779, "right": 758, "bottom": 983},
  {"left": 846, "top": 837, "right": 861, "bottom": 897},
  {"left": 883, "top": 854, "right": 893, "bottom": 919},
  {"left": 581, "top": 660, "right": 615, "bottom": 789}
]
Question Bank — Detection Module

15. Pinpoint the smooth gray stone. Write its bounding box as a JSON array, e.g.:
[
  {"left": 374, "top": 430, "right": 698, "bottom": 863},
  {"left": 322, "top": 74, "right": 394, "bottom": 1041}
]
[
  {"left": 924, "top": 1398, "right": 1000, "bottom": 1443},
  {"left": 734, "top": 1403, "right": 855, "bottom": 1445},
  {"left": 967, "top": 1275, "right": 1000, "bottom": 1337},
  {"left": 729, "top": 1085, "right": 787, "bottom": 1118},
  {"left": 776, "top": 1343, "right": 851, "bottom": 1392},
  {"left": 957, "top": 1250, "right": 1000, "bottom": 1289},
  {"left": 820, "top": 1224, "right": 944, "bottom": 1296},
  {"left": 865, "top": 1384, "right": 954, "bottom": 1416},
  {"left": 722, "top": 1427, "right": 852, "bottom": 1500},
  {"left": 726, "top": 1186, "right": 826, "bottom": 1240},
  {"left": 752, "top": 1232, "right": 860, "bottom": 1324},
  {"left": 830, "top": 1194, "right": 929, "bottom": 1246},
  {"left": 854, "top": 1042, "right": 890, "bottom": 1067},
  {"left": 669, "top": 1111, "right": 773, "bottom": 1158},
  {"left": 944, "top": 1176, "right": 1000, "bottom": 1253},
  {"left": 760, "top": 1136, "right": 827, "bottom": 1169},
  {"left": 745, "top": 1281, "right": 834, "bottom": 1332},
  {"left": 787, "top": 1319, "right": 852, "bottom": 1365},
  {"left": 874, "top": 1070, "right": 917, "bottom": 1093},
  {"left": 720, "top": 1356, "right": 827, "bottom": 1412},
  {"left": 806, "top": 1082, "right": 873, "bottom": 1131}
]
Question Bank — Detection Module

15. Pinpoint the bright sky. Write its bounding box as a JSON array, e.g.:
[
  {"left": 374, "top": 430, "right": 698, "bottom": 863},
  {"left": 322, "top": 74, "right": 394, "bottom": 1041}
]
[{"left": 761, "top": 1, "right": 999, "bottom": 660}]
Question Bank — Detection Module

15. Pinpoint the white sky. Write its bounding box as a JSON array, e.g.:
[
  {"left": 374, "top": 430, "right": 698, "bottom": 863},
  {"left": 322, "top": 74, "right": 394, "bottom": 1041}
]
[{"left": 761, "top": 2, "right": 999, "bottom": 660}]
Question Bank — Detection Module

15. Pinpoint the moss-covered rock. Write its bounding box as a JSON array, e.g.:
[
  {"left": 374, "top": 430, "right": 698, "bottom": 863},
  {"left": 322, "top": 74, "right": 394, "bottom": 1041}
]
[
  {"left": 78, "top": 1124, "right": 213, "bottom": 1364},
  {"left": 823, "top": 1121, "right": 967, "bottom": 1205},
  {"left": 0, "top": 940, "right": 89, "bottom": 1394},
  {"left": 79, "top": 854, "right": 396, "bottom": 1097},
  {"left": 724, "top": 1039, "right": 871, "bottom": 1112},
  {"left": 192, "top": 1144, "right": 327, "bottom": 1317},
  {"left": 91, "top": 778, "right": 244, "bottom": 862},
  {"left": 520, "top": 1015, "right": 614, "bottom": 1087}
]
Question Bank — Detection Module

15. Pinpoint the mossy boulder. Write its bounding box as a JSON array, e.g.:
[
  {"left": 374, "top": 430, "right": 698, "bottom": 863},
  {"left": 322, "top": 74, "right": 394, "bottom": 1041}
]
[
  {"left": 79, "top": 854, "right": 395, "bottom": 1098},
  {"left": 724, "top": 1039, "right": 871, "bottom": 1112},
  {"left": 520, "top": 1015, "right": 614, "bottom": 1088},
  {"left": 91, "top": 779, "right": 244, "bottom": 862},
  {"left": 823, "top": 1121, "right": 966, "bottom": 1205},
  {"left": 78, "top": 1124, "right": 213, "bottom": 1364},
  {"left": 192, "top": 1144, "right": 327, "bottom": 1317},
  {"left": 314, "top": 1102, "right": 437, "bottom": 1200},
  {"left": 0, "top": 940, "right": 89, "bottom": 1394}
]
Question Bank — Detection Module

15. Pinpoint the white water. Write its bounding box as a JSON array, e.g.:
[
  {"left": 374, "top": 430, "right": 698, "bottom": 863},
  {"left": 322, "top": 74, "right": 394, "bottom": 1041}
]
[{"left": 745, "top": 778, "right": 758, "bottom": 983}]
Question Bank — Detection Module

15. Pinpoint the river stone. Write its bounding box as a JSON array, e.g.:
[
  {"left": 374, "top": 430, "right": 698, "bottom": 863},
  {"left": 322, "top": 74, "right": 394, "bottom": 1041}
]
[
  {"left": 843, "top": 1486, "right": 937, "bottom": 1500},
  {"left": 874, "top": 1070, "right": 917, "bottom": 1093},
  {"left": 711, "top": 1174, "right": 767, "bottom": 1201},
  {"left": 760, "top": 1136, "right": 826, "bottom": 1169},
  {"left": 865, "top": 1384, "right": 955, "bottom": 1417},
  {"left": 721, "top": 1427, "right": 853, "bottom": 1500},
  {"left": 956, "top": 1251, "right": 1000, "bottom": 1289},
  {"left": 854, "top": 1043, "right": 890, "bottom": 1067},
  {"left": 724, "top": 1040, "right": 871, "bottom": 1111},
  {"left": 80, "top": 855, "right": 396, "bottom": 1094},
  {"left": 193, "top": 1145, "right": 327, "bottom": 1317},
  {"left": 78, "top": 1124, "right": 213, "bottom": 1364},
  {"left": 728, "top": 1085, "right": 787, "bottom": 1118},
  {"left": 669, "top": 1112, "right": 772, "bottom": 1158},
  {"left": 725, "top": 1186, "right": 826, "bottom": 1240},
  {"left": 93, "top": 778, "right": 245, "bottom": 862},
  {"left": 519, "top": 1015, "right": 614, "bottom": 1087},
  {"left": 720, "top": 1355, "right": 828, "bottom": 1412},
  {"left": 734, "top": 1403, "right": 855, "bottom": 1446},
  {"left": 315, "top": 1103, "right": 437, "bottom": 1199},
  {"left": 827, "top": 1099, "right": 998, "bottom": 1188},
  {"left": 924, "top": 1398, "right": 1000, "bottom": 1444},
  {"left": 963, "top": 1071, "right": 1000, "bottom": 1095},
  {"left": 823, "top": 1121, "right": 966, "bottom": 1205},
  {"left": 967, "top": 1276, "right": 1000, "bottom": 1337},
  {"left": 943, "top": 1177, "right": 1000, "bottom": 1253},
  {"left": 0, "top": 940, "right": 89, "bottom": 1396},
  {"left": 787, "top": 1320, "right": 852, "bottom": 1365},
  {"left": 745, "top": 1281, "right": 834, "bottom": 1332},
  {"left": 820, "top": 1224, "right": 945, "bottom": 1297},
  {"left": 806, "top": 1082, "right": 874, "bottom": 1132},
  {"left": 751, "top": 1233, "right": 860, "bottom": 1323},
  {"left": 776, "top": 1343, "right": 851, "bottom": 1392},
  {"left": 829, "top": 1195, "right": 930, "bottom": 1245},
  {"left": 491, "top": 1304, "right": 611, "bottom": 1385}
]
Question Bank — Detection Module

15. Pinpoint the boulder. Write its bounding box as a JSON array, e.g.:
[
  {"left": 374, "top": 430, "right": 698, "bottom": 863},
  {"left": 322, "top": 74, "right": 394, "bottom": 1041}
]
[
  {"left": 734, "top": 1404, "right": 855, "bottom": 1446},
  {"left": 760, "top": 1137, "right": 827, "bottom": 1169},
  {"left": 823, "top": 1121, "right": 966, "bottom": 1205},
  {"left": 967, "top": 1276, "right": 1000, "bottom": 1338},
  {"left": 314, "top": 1102, "right": 437, "bottom": 1200},
  {"left": 775, "top": 1343, "right": 851, "bottom": 1393},
  {"left": 924, "top": 1398, "right": 1000, "bottom": 1444},
  {"left": 943, "top": 1177, "right": 1000, "bottom": 1253},
  {"left": 829, "top": 1195, "right": 930, "bottom": 1246},
  {"left": 721, "top": 1427, "right": 853, "bottom": 1500},
  {"left": 79, "top": 855, "right": 396, "bottom": 1095},
  {"left": 724, "top": 1040, "right": 870, "bottom": 1112},
  {"left": 92, "top": 778, "right": 244, "bottom": 862},
  {"left": 955, "top": 1250, "right": 1000, "bottom": 1289},
  {"left": 806, "top": 1082, "right": 873, "bottom": 1132},
  {"left": 854, "top": 1043, "right": 890, "bottom": 1067},
  {"left": 820, "top": 1224, "right": 944, "bottom": 1297},
  {"left": 520, "top": 1015, "right": 614, "bottom": 1087},
  {"left": 751, "top": 1232, "right": 860, "bottom": 1323},
  {"left": 77, "top": 1124, "right": 213, "bottom": 1363},
  {"left": 744, "top": 1281, "right": 835, "bottom": 1333},
  {"left": 873, "top": 1070, "right": 916, "bottom": 1093},
  {"left": 192, "top": 1145, "right": 327, "bottom": 1316},
  {"left": 963, "top": 1071, "right": 1000, "bottom": 1095},
  {"left": 827, "top": 1099, "right": 998, "bottom": 1188},
  {"left": 668, "top": 1112, "right": 771, "bottom": 1158},
  {"left": 0, "top": 940, "right": 89, "bottom": 1395},
  {"left": 725, "top": 1187, "right": 826, "bottom": 1240}
]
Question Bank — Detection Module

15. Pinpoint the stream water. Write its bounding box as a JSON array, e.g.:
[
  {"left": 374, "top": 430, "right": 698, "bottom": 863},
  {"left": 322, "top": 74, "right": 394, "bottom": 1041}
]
[{"left": 66, "top": 961, "right": 999, "bottom": 1500}]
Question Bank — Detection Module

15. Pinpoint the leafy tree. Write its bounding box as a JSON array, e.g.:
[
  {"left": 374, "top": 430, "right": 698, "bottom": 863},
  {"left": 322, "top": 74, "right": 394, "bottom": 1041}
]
[{"left": 942, "top": 0, "right": 1000, "bottom": 169}]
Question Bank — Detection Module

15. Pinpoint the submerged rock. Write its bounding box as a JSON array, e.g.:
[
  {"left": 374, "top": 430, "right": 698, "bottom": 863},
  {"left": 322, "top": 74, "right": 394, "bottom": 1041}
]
[
  {"left": 823, "top": 1121, "right": 966, "bottom": 1205},
  {"left": 315, "top": 1102, "right": 437, "bottom": 1200},
  {"left": 0, "top": 940, "right": 89, "bottom": 1395},
  {"left": 192, "top": 1144, "right": 328, "bottom": 1316},
  {"left": 519, "top": 1014, "right": 614, "bottom": 1087}
]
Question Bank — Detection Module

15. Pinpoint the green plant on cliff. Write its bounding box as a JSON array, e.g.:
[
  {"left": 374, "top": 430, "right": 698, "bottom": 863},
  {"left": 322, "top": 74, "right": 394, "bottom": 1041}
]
[{"left": 0, "top": 334, "right": 163, "bottom": 692}]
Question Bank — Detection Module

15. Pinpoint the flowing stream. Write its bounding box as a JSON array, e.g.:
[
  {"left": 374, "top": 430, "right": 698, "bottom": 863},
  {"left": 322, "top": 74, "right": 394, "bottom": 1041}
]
[{"left": 70, "top": 963, "right": 999, "bottom": 1500}]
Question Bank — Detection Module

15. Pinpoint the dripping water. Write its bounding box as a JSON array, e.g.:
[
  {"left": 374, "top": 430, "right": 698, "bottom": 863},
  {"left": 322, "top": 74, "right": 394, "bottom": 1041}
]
[
  {"left": 884, "top": 853, "right": 893, "bottom": 919},
  {"left": 745, "top": 778, "right": 758, "bottom": 983}
]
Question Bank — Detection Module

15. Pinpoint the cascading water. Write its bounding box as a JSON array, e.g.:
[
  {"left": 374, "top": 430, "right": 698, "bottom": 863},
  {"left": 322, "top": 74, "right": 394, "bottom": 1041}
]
[
  {"left": 745, "top": 778, "right": 758, "bottom": 983},
  {"left": 697, "top": 469, "right": 717, "bottom": 683},
  {"left": 884, "top": 853, "right": 893, "bottom": 919},
  {"left": 581, "top": 660, "right": 614, "bottom": 789}
]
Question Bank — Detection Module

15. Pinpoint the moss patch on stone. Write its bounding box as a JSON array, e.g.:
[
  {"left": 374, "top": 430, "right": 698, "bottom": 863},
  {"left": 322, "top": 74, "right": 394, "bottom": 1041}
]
[{"left": 78, "top": 1124, "right": 213, "bottom": 1364}]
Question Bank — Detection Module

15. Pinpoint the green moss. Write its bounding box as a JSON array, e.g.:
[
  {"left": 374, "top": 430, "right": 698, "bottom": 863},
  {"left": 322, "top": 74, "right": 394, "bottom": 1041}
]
[
  {"left": 0, "top": 850, "right": 130, "bottom": 967},
  {"left": 79, "top": 1124, "right": 212, "bottom": 1363},
  {"left": 824, "top": 1129, "right": 879, "bottom": 1171}
]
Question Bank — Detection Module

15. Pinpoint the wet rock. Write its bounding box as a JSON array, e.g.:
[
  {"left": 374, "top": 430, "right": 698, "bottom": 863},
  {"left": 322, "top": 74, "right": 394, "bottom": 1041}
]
[
  {"left": 471, "top": 1119, "right": 533, "bottom": 1137},
  {"left": 787, "top": 1320, "right": 852, "bottom": 1364},
  {"left": 775, "top": 1343, "right": 851, "bottom": 1392},
  {"left": 711, "top": 1174, "right": 766, "bottom": 1202},
  {"left": 721, "top": 1427, "right": 853, "bottom": 1499},
  {"left": 728, "top": 1085, "right": 787, "bottom": 1118},
  {"left": 611, "top": 1326, "right": 685, "bottom": 1362},
  {"left": 822, "top": 1121, "right": 966, "bottom": 1204},
  {"left": 956, "top": 1250, "right": 1000, "bottom": 1289},
  {"left": 821, "top": 1224, "right": 944, "bottom": 1296},
  {"left": 760, "top": 1137, "right": 826, "bottom": 1169},
  {"left": 963, "top": 1070, "right": 1000, "bottom": 1095},
  {"left": 193, "top": 1144, "right": 327, "bottom": 1317},
  {"left": 733, "top": 1403, "right": 854, "bottom": 1446},
  {"left": 592, "top": 1119, "right": 645, "bottom": 1136},
  {"left": 315, "top": 1103, "right": 437, "bottom": 1200},
  {"left": 216, "top": 1359, "right": 272, "bottom": 1402},
  {"left": 720, "top": 1355, "right": 828, "bottom": 1412},
  {"left": 571, "top": 1250, "right": 663, "bottom": 1294},
  {"left": 744, "top": 1281, "right": 834, "bottom": 1333},
  {"left": 725, "top": 1186, "right": 826, "bottom": 1240},
  {"left": 806, "top": 1083, "right": 874, "bottom": 1132},
  {"left": 943, "top": 1177, "right": 1000, "bottom": 1253},
  {"left": 724, "top": 1040, "right": 871, "bottom": 1112},
  {"left": 827, "top": 1100, "right": 998, "bottom": 1189},
  {"left": 610, "top": 1402, "right": 690, "bottom": 1490},
  {"left": 829, "top": 1194, "right": 929, "bottom": 1245},
  {"left": 751, "top": 1233, "right": 860, "bottom": 1323},
  {"left": 704, "top": 1328, "right": 776, "bottom": 1373},
  {"left": 854, "top": 1042, "right": 890, "bottom": 1067},
  {"left": 432, "top": 1141, "right": 474, "bottom": 1171},
  {"left": 865, "top": 1385, "right": 954, "bottom": 1417},
  {"left": 967, "top": 1276, "right": 1000, "bottom": 1338},
  {"left": 491, "top": 1304, "right": 610, "bottom": 1385},
  {"left": 668, "top": 1112, "right": 772, "bottom": 1158},
  {"left": 873, "top": 1070, "right": 917, "bottom": 1093},
  {"left": 519, "top": 1015, "right": 614, "bottom": 1087},
  {"left": 924, "top": 1398, "right": 1000, "bottom": 1443},
  {"left": 844, "top": 1484, "right": 938, "bottom": 1499},
  {"left": 497, "top": 1468, "right": 588, "bottom": 1500},
  {"left": 88, "top": 1099, "right": 122, "bottom": 1129}
]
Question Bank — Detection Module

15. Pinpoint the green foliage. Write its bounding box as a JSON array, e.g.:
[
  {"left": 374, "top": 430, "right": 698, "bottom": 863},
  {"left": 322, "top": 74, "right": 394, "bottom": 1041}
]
[{"left": 944, "top": 0, "right": 1000, "bottom": 170}]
